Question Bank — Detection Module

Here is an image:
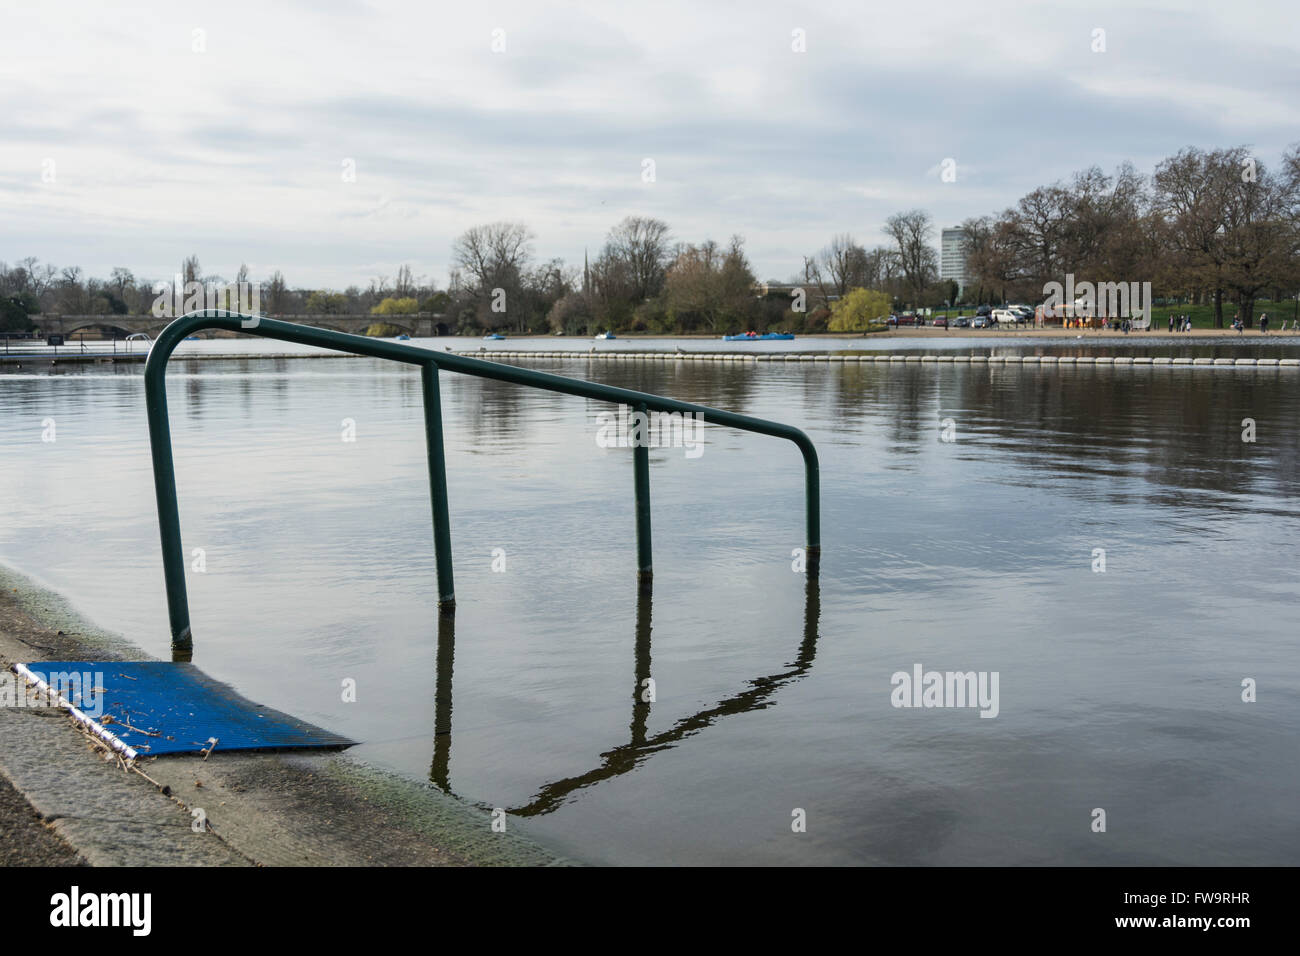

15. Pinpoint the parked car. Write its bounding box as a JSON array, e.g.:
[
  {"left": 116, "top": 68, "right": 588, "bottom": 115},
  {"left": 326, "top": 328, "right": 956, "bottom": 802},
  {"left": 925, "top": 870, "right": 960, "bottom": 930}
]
[
  {"left": 991, "top": 308, "right": 1020, "bottom": 325},
  {"left": 971, "top": 315, "right": 991, "bottom": 329},
  {"left": 932, "top": 316, "right": 948, "bottom": 328},
  {"left": 975, "top": 304, "right": 992, "bottom": 317},
  {"left": 953, "top": 316, "right": 971, "bottom": 328},
  {"left": 896, "top": 313, "right": 920, "bottom": 326}
]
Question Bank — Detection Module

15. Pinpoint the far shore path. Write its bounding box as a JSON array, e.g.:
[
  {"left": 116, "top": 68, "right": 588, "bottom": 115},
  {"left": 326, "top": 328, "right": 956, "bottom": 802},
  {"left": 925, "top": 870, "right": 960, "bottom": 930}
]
[
  {"left": 612, "top": 327, "right": 1300, "bottom": 341},
  {"left": 854, "top": 326, "right": 1300, "bottom": 340}
]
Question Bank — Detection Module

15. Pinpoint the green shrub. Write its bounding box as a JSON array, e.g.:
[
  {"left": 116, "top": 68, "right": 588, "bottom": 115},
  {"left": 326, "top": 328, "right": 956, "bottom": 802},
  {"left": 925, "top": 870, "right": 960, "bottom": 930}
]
[{"left": 371, "top": 297, "right": 420, "bottom": 315}]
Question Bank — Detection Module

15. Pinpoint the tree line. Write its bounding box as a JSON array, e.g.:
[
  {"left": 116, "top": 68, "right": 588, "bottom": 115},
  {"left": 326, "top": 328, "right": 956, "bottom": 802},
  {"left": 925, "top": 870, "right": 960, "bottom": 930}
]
[
  {"left": 961, "top": 144, "right": 1300, "bottom": 327},
  {"left": 4, "top": 142, "right": 1298, "bottom": 334}
]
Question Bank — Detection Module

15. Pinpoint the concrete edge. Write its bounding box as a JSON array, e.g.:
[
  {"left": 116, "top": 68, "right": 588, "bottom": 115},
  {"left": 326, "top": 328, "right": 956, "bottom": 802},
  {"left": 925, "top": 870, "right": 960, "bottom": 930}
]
[{"left": 0, "top": 563, "right": 575, "bottom": 867}]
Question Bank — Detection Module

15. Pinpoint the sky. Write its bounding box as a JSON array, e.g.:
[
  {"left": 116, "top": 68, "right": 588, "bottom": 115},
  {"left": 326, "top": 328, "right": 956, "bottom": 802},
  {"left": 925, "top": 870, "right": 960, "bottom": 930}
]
[{"left": 3, "top": 0, "right": 1298, "bottom": 290}]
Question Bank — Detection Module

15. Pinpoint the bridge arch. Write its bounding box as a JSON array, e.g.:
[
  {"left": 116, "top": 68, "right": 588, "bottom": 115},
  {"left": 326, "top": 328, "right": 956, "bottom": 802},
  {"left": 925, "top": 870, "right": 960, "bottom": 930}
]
[
  {"left": 269, "top": 316, "right": 413, "bottom": 336},
  {"left": 60, "top": 319, "right": 161, "bottom": 336}
]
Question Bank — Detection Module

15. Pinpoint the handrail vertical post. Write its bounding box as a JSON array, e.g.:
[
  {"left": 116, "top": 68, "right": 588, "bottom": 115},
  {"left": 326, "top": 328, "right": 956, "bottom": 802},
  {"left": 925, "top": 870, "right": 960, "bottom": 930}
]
[
  {"left": 805, "top": 450, "right": 820, "bottom": 576},
  {"left": 144, "top": 358, "right": 193, "bottom": 655},
  {"left": 633, "top": 403, "right": 653, "bottom": 589},
  {"left": 421, "top": 362, "right": 456, "bottom": 613}
]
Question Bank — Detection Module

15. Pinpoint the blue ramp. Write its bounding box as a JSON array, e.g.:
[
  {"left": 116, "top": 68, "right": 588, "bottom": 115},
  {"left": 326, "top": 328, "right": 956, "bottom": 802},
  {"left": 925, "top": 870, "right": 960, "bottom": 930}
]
[{"left": 14, "top": 661, "right": 354, "bottom": 759}]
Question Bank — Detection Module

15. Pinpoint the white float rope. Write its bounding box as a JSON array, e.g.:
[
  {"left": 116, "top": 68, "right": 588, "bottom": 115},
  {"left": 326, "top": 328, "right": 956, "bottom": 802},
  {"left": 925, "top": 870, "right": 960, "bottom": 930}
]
[
  {"left": 11, "top": 662, "right": 139, "bottom": 762},
  {"left": 466, "top": 351, "right": 1300, "bottom": 366}
]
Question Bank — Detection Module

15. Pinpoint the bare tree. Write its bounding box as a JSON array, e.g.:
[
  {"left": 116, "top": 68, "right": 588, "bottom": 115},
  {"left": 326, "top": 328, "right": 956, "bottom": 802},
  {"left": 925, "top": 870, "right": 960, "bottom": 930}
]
[
  {"left": 814, "top": 234, "right": 870, "bottom": 298},
  {"left": 17, "top": 257, "right": 58, "bottom": 307},
  {"left": 53, "top": 266, "right": 88, "bottom": 314},
  {"left": 883, "top": 210, "right": 938, "bottom": 306},
  {"left": 1219, "top": 156, "right": 1296, "bottom": 326},
  {"left": 1059, "top": 163, "right": 1148, "bottom": 280},
  {"left": 664, "top": 235, "right": 755, "bottom": 331},
  {"left": 450, "top": 222, "right": 537, "bottom": 330},
  {"left": 860, "top": 246, "right": 897, "bottom": 292},
  {"left": 602, "top": 216, "right": 672, "bottom": 302},
  {"left": 450, "top": 222, "right": 535, "bottom": 294},
  {"left": 801, "top": 255, "right": 831, "bottom": 306},
  {"left": 394, "top": 264, "right": 417, "bottom": 297},
  {"left": 1155, "top": 146, "right": 1259, "bottom": 326},
  {"left": 109, "top": 267, "right": 134, "bottom": 298},
  {"left": 262, "top": 270, "right": 288, "bottom": 314},
  {"left": 962, "top": 215, "right": 1023, "bottom": 304},
  {"left": 1004, "top": 186, "right": 1072, "bottom": 293}
]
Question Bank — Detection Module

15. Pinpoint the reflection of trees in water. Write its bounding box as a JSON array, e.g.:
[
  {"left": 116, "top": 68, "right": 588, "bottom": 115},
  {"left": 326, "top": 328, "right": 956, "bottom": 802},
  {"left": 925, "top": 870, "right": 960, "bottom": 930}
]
[
  {"left": 954, "top": 366, "right": 1297, "bottom": 501},
  {"left": 680, "top": 357, "right": 1293, "bottom": 508},
  {"left": 178, "top": 356, "right": 373, "bottom": 424},
  {"left": 183, "top": 362, "right": 205, "bottom": 419},
  {"left": 823, "top": 362, "right": 942, "bottom": 449},
  {"left": 578, "top": 360, "right": 761, "bottom": 415},
  {"left": 775, "top": 361, "right": 1297, "bottom": 502},
  {"left": 187, "top": 356, "right": 1298, "bottom": 503},
  {"left": 265, "top": 358, "right": 292, "bottom": 416},
  {"left": 430, "top": 577, "right": 820, "bottom": 816},
  {"left": 441, "top": 373, "right": 540, "bottom": 449},
  {"left": 439, "top": 358, "right": 766, "bottom": 453}
]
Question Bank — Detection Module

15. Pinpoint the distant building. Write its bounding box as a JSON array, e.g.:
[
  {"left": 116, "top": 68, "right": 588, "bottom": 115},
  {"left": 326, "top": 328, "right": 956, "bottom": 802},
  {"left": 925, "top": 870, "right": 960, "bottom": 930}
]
[{"left": 939, "top": 228, "right": 968, "bottom": 300}]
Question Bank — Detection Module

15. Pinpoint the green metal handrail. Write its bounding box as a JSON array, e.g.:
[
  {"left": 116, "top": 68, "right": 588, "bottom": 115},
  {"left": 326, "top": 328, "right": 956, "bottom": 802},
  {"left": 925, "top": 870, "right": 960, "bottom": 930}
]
[{"left": 145, "top": 311, "right": 820, "bottom": 653}]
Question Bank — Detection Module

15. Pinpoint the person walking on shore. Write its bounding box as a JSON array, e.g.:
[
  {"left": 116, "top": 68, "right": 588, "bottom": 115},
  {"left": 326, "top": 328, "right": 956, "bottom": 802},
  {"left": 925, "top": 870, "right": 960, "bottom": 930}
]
[
  {"left": 1260, "top": 312, "right": 1269, "bottom": 334},
  {"left": 1169, "top": 314, "right": 1175, "bottom": 332}
]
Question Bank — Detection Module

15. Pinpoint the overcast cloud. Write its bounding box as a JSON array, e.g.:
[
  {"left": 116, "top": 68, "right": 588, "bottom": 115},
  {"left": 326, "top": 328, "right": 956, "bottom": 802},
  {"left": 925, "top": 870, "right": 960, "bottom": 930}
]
[{"left": 2, "top": 0, "right": 1297, "bottom": 287}]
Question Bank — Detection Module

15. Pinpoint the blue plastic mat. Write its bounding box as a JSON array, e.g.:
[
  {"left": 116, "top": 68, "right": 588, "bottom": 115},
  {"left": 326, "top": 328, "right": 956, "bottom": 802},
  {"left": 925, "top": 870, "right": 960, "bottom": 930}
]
[{"left": 15, "top": 661, "right": 354, "bottom": 758}]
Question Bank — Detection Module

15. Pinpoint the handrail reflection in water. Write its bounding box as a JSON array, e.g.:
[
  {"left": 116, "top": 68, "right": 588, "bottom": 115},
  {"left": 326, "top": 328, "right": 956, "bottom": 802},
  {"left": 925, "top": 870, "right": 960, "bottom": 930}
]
[{"left": 430, "top": 577, "right": 821, "bottom": 816}]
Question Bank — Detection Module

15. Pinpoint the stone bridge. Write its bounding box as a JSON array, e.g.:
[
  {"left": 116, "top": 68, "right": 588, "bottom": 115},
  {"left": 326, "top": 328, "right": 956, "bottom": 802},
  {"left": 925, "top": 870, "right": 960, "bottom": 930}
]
[{"left": 33, "top": 314, "right": 450, "bottom": 338}]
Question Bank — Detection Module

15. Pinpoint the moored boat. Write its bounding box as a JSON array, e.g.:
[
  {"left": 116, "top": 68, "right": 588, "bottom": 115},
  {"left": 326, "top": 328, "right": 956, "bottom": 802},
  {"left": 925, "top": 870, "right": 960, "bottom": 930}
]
[{"left": 722, "top": 332, "right": 795, "bottom": 341}]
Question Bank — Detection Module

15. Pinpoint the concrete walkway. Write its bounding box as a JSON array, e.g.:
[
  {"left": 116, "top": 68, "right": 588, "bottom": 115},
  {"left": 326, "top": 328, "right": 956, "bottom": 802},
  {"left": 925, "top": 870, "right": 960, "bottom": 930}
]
[
  {"left": 0, "top": 771, "right": 85, "bottom": 866},
  {"left": 0, "top": 572, "right": 570, "bottom": 867}
]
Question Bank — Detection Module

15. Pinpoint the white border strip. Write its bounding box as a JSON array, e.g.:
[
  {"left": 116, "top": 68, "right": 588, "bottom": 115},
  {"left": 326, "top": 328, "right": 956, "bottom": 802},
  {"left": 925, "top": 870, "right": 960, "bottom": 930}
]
[{"left": 11, "top": 663, "right": 139, "bottom": 761}]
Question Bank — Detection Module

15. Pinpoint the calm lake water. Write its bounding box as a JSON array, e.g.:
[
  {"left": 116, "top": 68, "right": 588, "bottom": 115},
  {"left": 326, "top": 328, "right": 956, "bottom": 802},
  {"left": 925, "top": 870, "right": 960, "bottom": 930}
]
[{"left": 2, "top": 345, "right": 1298, "bottom": 865}]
